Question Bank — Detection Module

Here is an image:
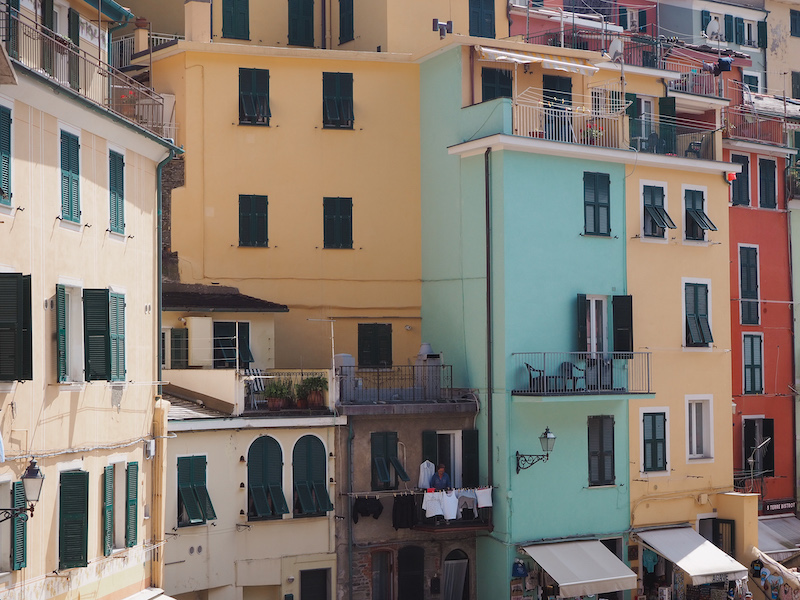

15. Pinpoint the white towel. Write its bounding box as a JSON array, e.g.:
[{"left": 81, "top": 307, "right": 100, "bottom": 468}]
[{"left": 475, "top": 487, "right": 493, "bottom": 508}]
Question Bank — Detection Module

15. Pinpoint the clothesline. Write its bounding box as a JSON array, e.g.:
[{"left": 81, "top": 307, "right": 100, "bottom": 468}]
[{"left": 346, "top": 485, "right": 496, "bottom": 499}]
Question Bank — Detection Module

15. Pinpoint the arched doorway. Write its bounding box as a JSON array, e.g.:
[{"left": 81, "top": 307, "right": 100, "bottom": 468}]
[{"left": 443, "top": 549, "right": 469, "bottom": 600}]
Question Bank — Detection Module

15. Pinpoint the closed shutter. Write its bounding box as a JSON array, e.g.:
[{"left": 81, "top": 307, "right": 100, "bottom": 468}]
[
  {"left": 480, "top": 0, "right": 494, "bottom": 38},
  {"left": 612, "top": 295, "right": 633, "bottom": 353},
  {"left": 731, "top": 155, "right": 749, "bottom": 205},
  {"left": 125, "top": 462, "right": 137, "bottom": 547},
  {"left": 588, "top": 416, "right": 614, "bottom": 486},
  {"left": 11, "top": 481, "right": 25, "bottom": 570},
  {"left": 0, "top": 273, "right": 31, "bottom": 381},
  {"left": 758, "top": 20, "right": 767, "bottom": 48},
  {"left": 376, "top": 323, "right": 391, "bottom": 367},
  {"left": 461, "top": 429, "right": 479, "bottom": 488},
  {"left": 422, "top": 430, "right": 438, "bottom": 466},
  {"left": 59, "top": 471, "right": 89, "bottom": 569},
  {"left": 658, "top": 97, "right": 676, "bottom": 154},
  {"left": 339, "top": 0, "right": 353, "bottom": 44},
  {"left": 685, "top": 284, "right": 701, "bottom": 345},
  {"left": 626, "top": 93, "right": 641, "bottom": 139},
  {"left": 109, "top": 293, "right": 125, "bottom": 381},
  {"left": 102, "top": 465, "right": 114, "bottom": 556},
  {"left": 618, "top": 6, "right": 627, "bottom": 30},
  {"left": 288, "top": 0, "right": 313, "bottom": 46},
  {"left": 696, "top": 284, "right": 713, "bottom": 343},
  {"left": 759, "top": 159, "right": 776, "bottom": 208},
  {"left": 0, "top": 106, "right": 11, "bottom": 204},
  {"left": 109, "top": 152, "right": 124, "bottom": 234},
  {"left": 724, "top": 14, "right": 733, "bottom": 42},
  {"left": 293, "top": 436, "right": 316, "bottom": 513},
  {"left": 323, "top": 197, "right": 353, "bottom": 248},
  {"left": 740, "top": 247, "right": 759, "bottom": 324},
  {"left": 643, "top": 413, "right": 666, "bottom": 471},
  {"left": 170, "top": 328, "right": 188, "bottom": 369},
  {"left": 743, "top": 335, "right": 763, "bottom": 394},
  {"left": 223, "top": 0, "right": 249, "bottom": 39},
  {"left": 793, "top": 72, "right": 800, "bottom": 100},
  {"left": 239, "top": 195, "right": 268, "bottom": 247}
]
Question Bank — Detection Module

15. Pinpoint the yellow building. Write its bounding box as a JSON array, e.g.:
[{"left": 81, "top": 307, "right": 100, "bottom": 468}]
[
  {"left": 0, "top": 1, "right": 177, "bottom": 599},
  {"left": 764, "top": 0, "right": 800, "bottom": 97}
]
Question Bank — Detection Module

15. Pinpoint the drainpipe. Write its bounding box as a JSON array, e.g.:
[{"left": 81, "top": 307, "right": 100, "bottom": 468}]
[
  {"left": 157, "top": 148, "right": 177, "bottom": 395},
  {"left": 321, "top": 0, "right": 326, "bottom": 49},
  {"left": 347, "top": 420, "right": 355, "bottom": 600},
  {"left": 484, "top": 148, "right": 494, "bottom": 489}
]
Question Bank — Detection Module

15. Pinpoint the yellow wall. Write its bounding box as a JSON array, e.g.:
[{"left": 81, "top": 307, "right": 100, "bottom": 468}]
[
  {"left": 764, "top": 0, "right": 800, "bottom": 94},
  {"left": 153, "top": 45, "right": 423, "bottom": 368}
]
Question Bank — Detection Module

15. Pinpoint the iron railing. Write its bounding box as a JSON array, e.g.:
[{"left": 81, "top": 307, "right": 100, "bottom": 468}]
[
  {"left": 337, "top": 365, "right": 453, "bottom": 404},
  {"left": 242, "top": 369, "right": 330, "bottom": 412},
  {"left": 722, "top": 106, "right": 785, "bottom": 145},
  {"left": 663, "top": 60, "right": 721, "bottom": 98},
  {"left": 511, "top": 351, "right": 652, "bottom": 395},
  {"left": 629, "top": 115, "right": 717, "bottom": 160},
  {"left": 513, "top": 102, "right": 624, "bottom": 149},
  {"left": 412, "top": 492, "right": 492, "bottom": 531},
  {"left": 0, "top": 3, "right": 169, "bottom": 137},
  {"left": 525, "top": 27, "right": 661, "bottom": 69},
  {"left": 110, "top": 31, "right": 184, "bottom": 69}
]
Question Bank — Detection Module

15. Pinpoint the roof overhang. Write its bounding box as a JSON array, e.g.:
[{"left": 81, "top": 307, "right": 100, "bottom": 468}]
[
  {"left": 596, "top": 61, "right": 681, "bottom": 81},
  {"left": 476, "top": 46, "right": 599, "bottom": 76},
  {"left": 724, "top": 139, "right": 797, "bottom": 157},
  {"left": 758, "top": 516, "right": 800, "bottom": 561},
  {"left": 80, "top": 0, "right": 135, "bottom": 24}
]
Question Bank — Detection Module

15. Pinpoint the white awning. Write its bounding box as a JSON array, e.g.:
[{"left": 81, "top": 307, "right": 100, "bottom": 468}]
[
  {"left": 476, "top": 46, "right": 599, "bottom": 76},
  {"left": 522, "top": 540, "right": 637, "bottom": 598},
  {"left": 759, "top": 516, "right": 800, "bottom": 561},
  {"left": 637, "top": 527, "right": 748, "bottom": 585}
]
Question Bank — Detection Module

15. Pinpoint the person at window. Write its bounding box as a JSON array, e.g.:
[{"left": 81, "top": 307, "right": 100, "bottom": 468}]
[{"left": 430, "top": 463, "right": 451, "bottom": 490}]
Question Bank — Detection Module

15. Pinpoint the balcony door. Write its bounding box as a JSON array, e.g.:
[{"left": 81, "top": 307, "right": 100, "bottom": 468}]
[{"left": 583, "top": 295, "right": 606, "bottom": 354}]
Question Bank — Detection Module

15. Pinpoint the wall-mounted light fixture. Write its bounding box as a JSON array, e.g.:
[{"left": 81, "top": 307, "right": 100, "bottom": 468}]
[
  {"left": 515, "top": 427, "right": 556, "bottom": 474},
  {"left": 0, "top": 459, "right": 44, "bottom": 522}
]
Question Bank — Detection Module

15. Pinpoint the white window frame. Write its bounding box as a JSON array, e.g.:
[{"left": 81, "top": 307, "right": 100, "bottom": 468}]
[
  {"left": 639, "top": 179, "right": 670, "bottom": 243},
  {"left": 742, "top": 70, "right": 761, "bottom": 93},
  {"left": 682, "top": 184, "right": 711, "bottom": 245},
  {"left": 757, "top": 155, "right": 778, "bottom": 209},
  {"left": 742, "top": 332, "right": 764, "bottom": 394},
  {"left": 432, "top": 430, "right": 463, "bottom": 489},
  {"left": 737, "top": 243, "right": 760, "bottom": 325},
  {"left": 742, "top": 20, "right": 757, "bottom": 47},
  {"left": 585, "top": 295, "right": 607, "bottom": 354},
  {"left": 686, "top": 395, "right": 713, "bottom": 461},
  {"left": 639, "top": 406, "right": 670, "bottom": 477},
  {"left": 106, "top": 456, "right": 128, "bottom": 552},
  {"left": 682, "top": 277, "right": 713, "bottom": 352},
  {"left": 58, "top": 277, "right": 85, "bottom": 384}
]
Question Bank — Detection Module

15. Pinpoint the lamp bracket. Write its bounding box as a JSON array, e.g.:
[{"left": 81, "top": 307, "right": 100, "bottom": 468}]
[
  {"left": 516, "top": 451, "right": 550, "bottom": 474},
  {"left": 0, "top": 503, "right": 34, "bottom": 524}
]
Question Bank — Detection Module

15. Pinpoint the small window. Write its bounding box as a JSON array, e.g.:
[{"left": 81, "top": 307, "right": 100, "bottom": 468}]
[
  {"left": 222, "top": 0, "right": 249, "bottom": 40},
  {"left": 792, "top": 10, "right": 800, "bottom": 37},
  {"left": 742, "top": 74, "right": 759, "bottom": 93},
  {"left": 339, "top": 0, "right": 353, "bottom": 44},
  {"left": 293, "top": 435, "right": 333, "bottom": 516},
  {"left": 642, "top": 412, "right": 666, "bottom": 472},
  {"left": 481, "top": 68, "right": 512, "bottom": 102},
  {"left": 730, "top": 155, "right": 750, "bottom": 206},
  {"left": 588, "top": 415, "right": 614, "bottom": 486},
  {"left": 371, "top": 432, "right": 410, "bottom": 491},
  {"left": 584, "top": 172, "right": 610, "bottom": 236},
  {"left": 643, "top": 185, "right": 675, "bottom": 238},
  {"left": 213, "top": 321, "right": 253, "bottom": 369},
  {"left": 248, "top": 436, "right": 289, "bottom": 521},
  {"left": 759, "top": 158, "right": 777, "bottom": 209},
  {"left": 743, "top": 334, "right": 763, "bottom": 394},
  {"left": 743, "top": 417, "right": 773, "bottom": 475},
  {"left": 687, "top": 399, "right": 711, "bottom": 459},
  {"left": 59, "top": 470, "right": 89, "bottom": 569},
  {"left": 109, "top": 151, "right": 124, "bottom": 233},
  {"left": 684, "top": 190, "right": 716, "bottom": 241},
  {"left": 238, "top": 68, "right": 269, "bottom": 125},
  {"left": 177, "top": 456, "right": 216, "bottom": 527},
  {"left": 358, "top": 323, "right": 392, "bottom": 367},
  {"left": 60, "top": 131, "right": 80, "bottom": 223},
  {"left": 239, "top": 195, "right": 268, "bottom": 246},
  {"left": 685, "top": 282, "right": 713, "bottom": 347},
  {"left": 739, "top": 246, "right": 759, "bottom": 324},
  {"left": 81, "top": 289, "right": 125, "bottom": 382},
  {"left": 0, "top": 106, "right": 11, "bottom": 205},
  {"left": 323, "top": 197, "right": 353, "bottom": 249},
  {"left": 322, "top": 72, "right": 354, "bottom": 129}
]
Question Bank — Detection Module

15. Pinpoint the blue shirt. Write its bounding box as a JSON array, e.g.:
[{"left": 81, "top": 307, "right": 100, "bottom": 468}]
[{"left": 430, "top": 471, "right": 451, "bottom": 490}]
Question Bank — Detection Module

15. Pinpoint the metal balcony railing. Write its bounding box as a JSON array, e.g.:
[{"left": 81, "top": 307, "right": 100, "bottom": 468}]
[
  {"left": 524, "top": 27, "right": 661, "bottom": 69},
  {"left": 0, "top": 4, "right": 169, "bottom": 138},
  {"left": 110, "top": 31, "right": 184, "bottom": 70},
  {"left": 511, "top": 351, "right": 652, "bottom": 395},
  {"left": 629, "top": 115, "right": 717, "bottom": 160},
  {"left": 513, "top": 101, "right": 625, "bottom": 149},
  {"left": 337, "top": 365, "right": 453, "bottom": 404},
  {"left": 722, "top": 106, "right": 785, "bottom": 145},
  {"left": 663, "top": 60, "right": 721, "bottom": 98}
]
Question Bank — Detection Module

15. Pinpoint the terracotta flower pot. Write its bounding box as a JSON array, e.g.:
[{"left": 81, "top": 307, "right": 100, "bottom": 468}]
[
  {"left": 307, "top": 390, "right": 324, "bottom": 408},
  {"left": 267, "top": 397, "right": 284, "bottom": 411}
]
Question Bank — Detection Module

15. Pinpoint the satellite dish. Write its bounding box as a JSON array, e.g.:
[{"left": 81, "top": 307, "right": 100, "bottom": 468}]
[
  {"left": 608, "top": 38, "right": 624, "bottom": 62},
  {"left": 705, "top": 18, "right": 720, "bottom": 40}
]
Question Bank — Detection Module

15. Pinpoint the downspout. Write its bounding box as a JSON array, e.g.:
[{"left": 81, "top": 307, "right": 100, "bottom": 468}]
[
  {"left": 321, "top": 0, "right": 326, "bottom": 49},
  {"left": 157, "top": 148, "right": 177, "bottom": 395},
  {"left": 347, "top": 421, "right": 355, "bottom": 600},
  {"left": 107, "top": 10, "right": 132, "bottom": 69},
  {"left": 484, "top": 148, "right": 493, "bottom": 489}
]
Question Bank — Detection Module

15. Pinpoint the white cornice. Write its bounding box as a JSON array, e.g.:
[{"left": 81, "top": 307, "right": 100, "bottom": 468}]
[
  {"left": 169, "top": 415, "right": 347, "bottom": 431},
  {"left": 723, "top": 139, "right": 797, "bottom": 156}
]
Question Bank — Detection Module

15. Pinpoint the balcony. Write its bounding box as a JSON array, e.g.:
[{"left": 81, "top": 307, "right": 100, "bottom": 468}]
[
  {"left": 789, "top": 168, "right": 800, "bottom": 201},
  {"left": 628, "top": 115, "right": 718, "bottom": 160},
  {"left": 110, "top": 31, "right": 184, "bottom": 70},
  {"left": 722, "top": 106, "right": 785, "bottom": 145},
  {"left": 511, "top": 352, "right": 652, "bottom": 396},
  {"left": 663, "top": 60, "right": 721, "bottom": 98},
  {"left": 337, "top": 365, "right": 454, "bottom": 405},
  {"left": 412, "top": 492, "right": 492, "bottom": 532},
  {"left": 0, "top": 5, "right": 170, "bottom": 138},
  {"left": 525, "top": 27, "right": 660, "bottom": 70}
]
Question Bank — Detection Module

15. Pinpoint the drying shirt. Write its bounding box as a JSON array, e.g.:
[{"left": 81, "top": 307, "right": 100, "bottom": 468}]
[
  {"left": 456, "top": 490, "right": 478, "bottom": 518},
  {"left": 442, "top": 491, "right": 459, "bottom": 520},
  {"left": 392, "top": 494, "right": 417, "bottom": 530},
  {"left": 422, "top": 491, "right": 444, "bottom": 517},
  {"left": 352, "top": 498, "right": 383, "bottom": 523},
  {"left": 419, "top": 460, "right": 435, "bottom": 489},
  {"left": 475, "top": 487, "right": 493, "bottom": 508}
]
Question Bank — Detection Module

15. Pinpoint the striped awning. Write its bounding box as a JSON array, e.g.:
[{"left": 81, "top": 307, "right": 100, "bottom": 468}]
[{"left": 476, "top": 46, "right": 599, "bottom": 76}]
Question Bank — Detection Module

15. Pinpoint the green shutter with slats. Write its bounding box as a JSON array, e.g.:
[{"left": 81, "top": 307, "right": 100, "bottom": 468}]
[
  {"left": 222, "top": 0, "right": 249, "bottom": 39},
  {"left": 177, "top": 456, "right": 204, "bottom": 525},
  {"left": 701, "top": 10, "right": 711, "bottom": 32},
  {"left": 125, "top": 462, "right": 137, "bottom": 547},
  {"left": 42, "top": 0, "right": 54, "bottom": 74},
  {"left": 293, "top": 435, "right": 331, "bottom": 514},
  {"left": 421, "top": 430, "right": 437, "bottom": 466},
  {"left": 0, "top": 106, "right": 11, "bottom": 205},
  {"left": 626, "top": 93, "right": 641, "bottom": 139},
  {"left": 759, "top": 159, "right": 776, "bottom": 208},
  {"left": 744, "top": 335, "right": 763, "bottom": 394},
  {"left": 248, "top": 438, "right": 272, "bottom": 518},
  {"left": 7, "top": 0, "right": 19, "bottom": 60},
  {"left": 371, "top": 432, "right": 391, "bottom": 489},
  {"left": 59, "top": 471, "right": 89, "bottom": 569},
  {"left": 731, "top": 154, "right": 750, "bottom": 205},
  {"left": 102, "top": 465, "right": 113, "bottom": 556},
  {"left": 109, "top": 152, "right": 124, "bottom": 234},
  {"left": 239, "top": 195, "right": 268, "bottom": 247},
  {"left": 618, "top": 6, "right": 627, "bottom": 29},
  {"left": 724, "top": 14, "right": 733, "bottom": 42},
  {"left": 758, "top": 20, "right": 767, "bottom": 48},
  {"left": 11, "top": 481, "right": 26, "bottom": 570},
  {"left": 84, "top": 289, "right": 110, "bottom": 381},
  {"left": 0, "top": 273, "right": 31, "bottom": 381},
  {"left": 109, "top": 293, "right": 125, "bottom": 381},
  {"left": 339, "top": 0, "right": 353, "bottom": 44},
  {"left": 192, "top": 456, "right": 216, "bottom": 521},
  {"left": 643, "top": 413, "right": 666, "bottom": 471},
  {"left": 740, "top": 247, "right": 759, "bottom": 324},
  {"left": 577, "top": 293, "right": 587, "bottom": 352},
  {"left": 263, "top": 436, "right": 288, "bottom": 514},
  {"left": 60, "top": 132, "right": 80, "bottom": 223},
  {"left": 323, "top": 197, "right": 353, "bottom": 248},
  {"left": 67, "top": 8, "right": 79, "bottom": 89},
  {"left": 469, "top": 0, "right": 494, "bottom": 38},
  {"left": 588, "top": 415, "right": 614, "bottom": 486},
  {"left": 288, "top": 0, "right": 314, "bottom": 47},
  {"left": 462, "top": 429, "right": 479, "bottom": 488},
  {"left": 735, "top": 17, "right": 744, "bottom": 44},
  {"left": 56, "top": 285, "right": 67, "bottom": 382}
]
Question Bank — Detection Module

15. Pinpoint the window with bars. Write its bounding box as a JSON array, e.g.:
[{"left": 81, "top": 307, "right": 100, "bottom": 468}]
[
  {"left": 588, "top": 415, "right": 614, "bottom": 486},
  {"left": 743, "top": 334, "right": 763, "bottom": 394},
  {"left": 685, "top": 282, "right": 713, "bottom": 347},
  {"left": 642, "top": 412, "right": 666, "bottom": 472},
  {"left": 239, "top": 68, "right": 270, "bottom": 125},
  {"left": 0, "top": 273, "right": 32, "bottom": 382},
  {"left": 584, "top": 172, "right": 610, "bottom": 236},
  {"left": 322, "top": 72, "right": 354, "bottom": 129},
  {"left": 739, "top": 246, "right": 759, "bottom": 325},
  {"left": 323, "top": 196, "right": 353, "bottom": 248},
  {"left": 60, "top": 131, "right": 80, "bottom": 223},
  {"left": 643, "top": 185, "right": 675, "bottom": 238},
  {"left": 292, "top": 435, "right": 333, "bottom": 516},
  {"left": 239, "top": 195, "right": 268, "bottom": 246},
  {"left": 109, "top": 151, "right": 124, "bottom": 233},
  {"left": 177, "top": 456, "right": 217, "bottom": 527},
  {"left": 247, "top": 436, "right": 289, "bottom": 520},
  {"left": 684, "top": 189, "right": 716, "bottom": 241},
  {"left": 481, "top": 68, "right": 512, "bottom": 102}
]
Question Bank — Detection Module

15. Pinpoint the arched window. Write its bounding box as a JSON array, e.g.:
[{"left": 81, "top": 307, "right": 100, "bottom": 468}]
[
  {"left": 444, "top": 549, "right": 469, "bottom": 600},
  {"left": 293, "top": 435, "right": 333, "bottom": 515},
  {"left": 248, "top": 436, "right": 288, "bottom": 520}
]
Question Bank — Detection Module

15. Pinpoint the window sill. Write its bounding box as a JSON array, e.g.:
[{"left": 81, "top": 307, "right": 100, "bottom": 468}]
[
  {"left": 582, "top": 232, "right": 611, "bottom": 238},
  {"left": 59, "top": 219, "right": 83, "bottom": 233},
  {"left": 688, "top": 456, "right": 714, "bottom": 463},
  {"left": 239, "top": 244, "right": 270, "bottom": 248},
  {"left": 238, "top": 122, "right": 270, "bottom": 127},
  {"left": 322, "top": 125, "right": 354, "bottom": 130},
  {"left": 177, "top": 522, "right": 208, "bottom": 529},
  {"left": 108, "top": 231, "right": 126, "bottom": 243},
  {"left": 322, "top": 246, "right": 354, "bottom": 250},
  {"left": 588, "top": 483, "right": 618, "bottom": 489},
  {"left": 639, "top": 470, "right": 669, "bottom": 477},
  {"left": 58, "top": 381, "right": 86, "bottom": 389},
  {"left": 0, "top": 382, "right": 16, "bottom": 393},
  {"left": 0, "top": 204, "right": 14, "bottom": 218},
  {"left": 683, "top": 345, "right": 712, "bottom": 352}
]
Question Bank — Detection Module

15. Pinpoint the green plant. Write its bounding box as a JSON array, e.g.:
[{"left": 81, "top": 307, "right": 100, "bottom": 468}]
[
  {"left": 263, "top": 378, "right": 294, "bottom": 400},
  {"left": 296, "top": 375, "right": 328, "bottom": 399}
]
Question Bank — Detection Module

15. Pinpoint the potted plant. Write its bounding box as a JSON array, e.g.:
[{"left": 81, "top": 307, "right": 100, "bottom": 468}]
[
  {"left": 263, "top": 378, "right": 293, "bottom": 411},
  {"left": 296, "top": 375, "right": 328, "bottom": 409}
]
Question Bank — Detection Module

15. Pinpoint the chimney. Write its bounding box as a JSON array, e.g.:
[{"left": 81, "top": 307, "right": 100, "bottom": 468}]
[{"left": 185, "top": 0, "right": 211, "bottom": 44}]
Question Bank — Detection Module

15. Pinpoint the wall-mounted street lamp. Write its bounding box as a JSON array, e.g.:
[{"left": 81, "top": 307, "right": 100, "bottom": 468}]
[
  {"left": 0, "top": 459, "right": 44, "bottom": 523},
  {"left": 516, "top": 428, "right": 556, "bottom": 474}
]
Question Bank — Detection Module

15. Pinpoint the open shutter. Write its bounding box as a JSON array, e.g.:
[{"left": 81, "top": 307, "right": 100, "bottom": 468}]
[
  {"left": 577, "top": 293, "right": 587, "bottom": 352},
  {"left": 701, "top": 10, "right": 711, "bottom": 32},
  {"left": 264, "top": 437, "right": 288, "bottom": 514},
  {"left": 735, "top": 17, "right": 744, "bottom": 45},
  {"left": 59, "top": 471, "right": 89, "bottom": 569},
  {"left": 697, "top": 284, "right": 713, "bottom": 343},
  {"left": 0, "top": 106, "right": 11, "bottom": 203},
  {"left": 588, "top": 416, "right": 601, "bottom": 485},
  {"left": 125, "top": 462, "right": 137, "bottom": 547},
  {"left": 102, "top": 465, "right": 113, "bottom": 556},
  {"left": 109, "top": 293, "right": 125, "bottom": 381},
  {"left": 83, "top": 289, "right": 110, "bottom": 381},
  {"left": 422, "top": 430, "right": 438, "bottom": 466},
  {"left": 626, "top": 93, "right": 641, "bottom": 138},
  {"left": 597, "top": 173, "right": 610, "bottom": 235},
  {"left": 612, "top": 295, "right": 633, "bottom": 353},
  {"left": 177, "top": 456, "right": 204, "bottom": 524},
  {"left": 461, "top": 429, "right": 479, "bottom": 488},
  {"left": 602, "top": 416, "right": 614, "bottom": 484},
  {"left": 371, "top": 432, "right": 391, "bottom": 488},
  {"left": 192, "top": 456, "right": 216, "bottom": 521},
  {"left": 386, "top": 432, "right": 409, "bottom": 482},
  {"left": 11, "top": 481, "right": 25, "bottom": 570},
  {"left": 758, "top": 20, "right": 767, "bottom": 48},
  {"left": 658, "top": 97, "right": 676, "bottom": 154},
  {"left": 56, "top": 286, "right": 67, "bottom": 382},
  {"left": 724, "top": 14, "right": 733, "bottom": 41}
]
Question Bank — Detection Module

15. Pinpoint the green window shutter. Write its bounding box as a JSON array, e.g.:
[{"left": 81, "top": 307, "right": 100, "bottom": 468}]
[
  {"left": 626, "top": 93, "right": 641, "bottom": 139},
  {"left": 7, "top": 0, "right": 19, "bottom": 60},
  {"left": 293, "top": 435, "right": 331, "bottom": 513},
  {"left": 612, "top": 295, "right": 633, "bottom": 353},
  {"left": 643, "top": 413, "right": 666, "bottom": 471},
  {"left": 222, "top": 0, "right": 234, "bottom": 37},
  {"left": 56, "top": 284, "right": 68, "bottom": 382},
  {"left": 109, "top": 293, "right": 125, "bottom": 381},
  {"left": 0, "top": 273, "right": 31, "bottom": 381},
  {"left": 759, "top": 159, "right": 776, "bottom": 208},
  {"left": 724, "top": 14, "right": 733, "bottom": 42},
  {"left": 59, "top": 471, "right": 89, "bottom": 569},
  {"left": 376, "top": 324, "right": 391, "bottom": 366},
  {"left": 744, "top": 335, "right": 763, "bottom": 394},
  {"left": 793, "top": 73, "right": 800, "bottom": 100},
  {"left": 685, "top": 283, "right": 701, "bottom": 345},
  {"left": 170, "top": 328, "right": 188, "bottom": 369},
  {"left": 588, "top": 415, "right": 614, "bottom": 486},
  {"left": 731, "top": 155, "right": 750, "bottom": 206},
  {"left": 735, "top": 17, "right": 745, "bottom": 45},
  {"left": 109, "top": 152, "right": 124, "bottom": 234},
  {"left": 322, "top": 73, "right": 353, "bottom": 129},
  {"left": 757, "top": 20, "right": 767, "bottom": 48},
  {"left": 11, "top": 481, "right": 26, "bottom": 570},
  {"left": 461, "top": 429, "right": 479, "bottom": 488},
  {"left": 67, "top": 7, "right": 79, "bottom": 45},
  {"left": 339, "top": 0, "right": 353, "bottom": 44},
  {"left": 248, "top": 437, "right": 271, "bottom": 518},
  {"left": 125, "top": 462, "right": 137, "bottom": 547},
  {"left": 386, "top": 432, "right": 410, "bottom": 483},
  {"left": 237, "top": 322, "right": 254, "bottom": 367},
  {"left": 60, "top": 132, "right": 80, "bottom": 223},
  {"left": 481, "top": 68, "right": 512, "bottom": 101},
  {"left": 177, "top": 456, "right": 204, "bottom": 525},
  {"left": 192, "top": 456, "right": 216, "bottom": 521},
  {"left": 263, "top": 436, "right": 288, "bottom": 514},
  {"left": 701, "top": 10, "right": 711, "bottom": 32},
  {"left": 102, "top": 465, "right": 114, "bottom": 556},
  {"left": 618, "top": 7, "right": 627, "bottom": 30},
  {"left": 577, "top": 293, "right": 587, "bottom": 352},
  {"left": 658, "top": 96, "right": 676, "bottom": 154},
  {"left": 323, "top": 197, "right": 353, "bottom": 248},
  {"left": 288, "top": 0, "right": 314, "bottom": 47},
  {"left": 0, "top": 106, "right": 11, "bottom": 205},
  {"left": 740, "top": 247, "right": 759, "bottom": 324},
  {"left": 238, "top": 69, "right": 270, "bottom": 125},
  {"left": 583, "top": 172, "right": 610, "bottom": 236},
  {"left": 697, "top": 284, "right": 713, "bottom": 344},
  {"left": 469, "top": 0, "right": 494, "bottom": 38},
  {"left": 583, "top": 172, "right": 596, "bottom": 234},
  {"left": 371, "top": 432, "right": 391, "bottom": 490},
  {"left": 792, "top": 10, "right": 800, "bottom": 37},
  {"left": 422, "top": 430, "right": 438, "bottom": 466},
  {"left": 222, "top": 0, "right": 249, "bottom": 39},
  {"left": 239, "top": 195, "right": 268, "bottom": 246}
]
